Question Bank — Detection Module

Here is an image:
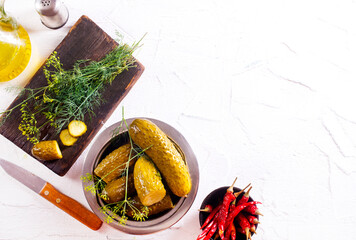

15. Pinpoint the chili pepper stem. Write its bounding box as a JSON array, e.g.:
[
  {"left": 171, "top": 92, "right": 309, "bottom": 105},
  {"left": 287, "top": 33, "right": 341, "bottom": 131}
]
[
  {"left": 250, "top": 226, "right": 257, "bottom": 234},
  {"left": 199, "top": 209, "right": 210, "bottom": 212},
  {"left": 245, "top": 214, "right": 260, "bottom": 225},
  {"left": 255, "top": 209, "right": 263, "bottom": 216},
  {"left": 199, "top": 205, "right": 213, "bottom": 212},
  {"left": 228, "top": 177, "right": 238, "bottom": 192},
  {"left": 234, "top": 183, "right": 251, "bottom": 198},
  {"left": 244, "top": 186, "right": 252, "bottom": 197},
  {"left": 245, "top": 228, "right": 250, "bottom": 240}
]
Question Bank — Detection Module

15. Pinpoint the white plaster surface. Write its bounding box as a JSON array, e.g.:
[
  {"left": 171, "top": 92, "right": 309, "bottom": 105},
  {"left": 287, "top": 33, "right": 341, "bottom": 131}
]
[{"left": 1, "top": 0, "right": 356, "bottom": 239}]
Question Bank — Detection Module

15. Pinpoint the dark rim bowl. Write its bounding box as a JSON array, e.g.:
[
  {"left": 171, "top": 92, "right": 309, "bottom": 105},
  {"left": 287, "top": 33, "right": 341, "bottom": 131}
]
[
  {"left": 199, "top": 186, "right": 258, "bottom": 239},
  {"left": 82, "top": 118, "right": 199, "bottom": 234}
]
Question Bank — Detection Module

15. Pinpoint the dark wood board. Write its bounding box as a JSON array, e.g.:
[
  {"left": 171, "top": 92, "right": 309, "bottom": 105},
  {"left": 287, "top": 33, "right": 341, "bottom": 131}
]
[{"left": 0, "top": 15, "right": 144, "bottom": 176}]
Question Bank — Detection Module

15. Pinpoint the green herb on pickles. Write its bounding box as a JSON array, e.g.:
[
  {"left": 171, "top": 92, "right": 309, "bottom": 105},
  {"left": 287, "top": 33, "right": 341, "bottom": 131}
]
[
  {"left": 0, "top": 39, "right": 141, "bottom": 144},
  {"left": 82, "top": 112, "right": 151, "bottom": 225}
]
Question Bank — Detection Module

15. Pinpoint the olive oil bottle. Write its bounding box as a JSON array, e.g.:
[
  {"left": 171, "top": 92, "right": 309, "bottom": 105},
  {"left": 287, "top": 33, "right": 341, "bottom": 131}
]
[{"left": 0, "top": 0, "right": 31, "bottom": 82}]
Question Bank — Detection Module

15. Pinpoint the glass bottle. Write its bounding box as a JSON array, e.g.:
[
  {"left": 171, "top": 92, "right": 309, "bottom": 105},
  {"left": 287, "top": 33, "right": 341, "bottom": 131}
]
[{"left": 0, "top": 0, "right": 31, "bottom": 82}]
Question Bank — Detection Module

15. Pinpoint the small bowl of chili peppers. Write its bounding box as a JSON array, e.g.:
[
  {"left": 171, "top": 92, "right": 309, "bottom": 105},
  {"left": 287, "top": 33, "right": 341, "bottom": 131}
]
[{"left": 197, "top": 178, "right": 262, "bottom": 240}]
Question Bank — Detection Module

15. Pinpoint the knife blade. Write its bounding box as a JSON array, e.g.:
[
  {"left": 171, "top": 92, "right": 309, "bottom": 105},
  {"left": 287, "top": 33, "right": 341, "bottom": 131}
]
[{"left": 0, "top": 158, "right": 102, "bottom": 230}]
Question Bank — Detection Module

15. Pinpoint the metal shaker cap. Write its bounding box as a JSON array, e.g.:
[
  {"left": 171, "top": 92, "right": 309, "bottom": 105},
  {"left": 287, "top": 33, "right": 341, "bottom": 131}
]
[{"left": 35, "top": 0, "right": 69, "bottom": 29}]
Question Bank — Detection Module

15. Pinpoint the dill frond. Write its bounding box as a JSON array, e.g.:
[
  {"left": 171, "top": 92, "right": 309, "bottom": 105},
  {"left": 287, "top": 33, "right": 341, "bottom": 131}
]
[
  {"left": 0, "top": 38, "right": 141, "bottom": 143},
  {"left": 82, "top": 111, "right": 152, "bottom": 225}
]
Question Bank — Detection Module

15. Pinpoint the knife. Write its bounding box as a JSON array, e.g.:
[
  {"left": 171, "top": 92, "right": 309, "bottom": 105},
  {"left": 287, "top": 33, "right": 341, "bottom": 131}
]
[{"left": 0, "top": 158, "right": 102, "bottom": 231}]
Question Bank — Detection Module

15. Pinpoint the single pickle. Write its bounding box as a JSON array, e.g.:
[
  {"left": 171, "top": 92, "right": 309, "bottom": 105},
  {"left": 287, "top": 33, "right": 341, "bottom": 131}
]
[
  {"left": 102, "top": 174, "right": 135, "bottom": 203},
  {"left": 129, "top": 119, "right": 191, "bottom": 197},
  {"left": 94, "top": 144, "right": 135, "bottom": 183},
  {"left": 31, "top": 140, "right": 62, "bottom": 161},
  {"left": 127, "top": 194, "right": 174, "bottom": 218},
  {"left": 133, "top": 156, "right": 166, "bottom": 206}
]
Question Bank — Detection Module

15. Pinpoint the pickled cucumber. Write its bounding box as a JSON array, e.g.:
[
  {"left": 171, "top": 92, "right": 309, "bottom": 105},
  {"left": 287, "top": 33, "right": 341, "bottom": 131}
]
[
  {"left": 102, "top": 174, "right": 135, "bottom": 203},
  {"left": 31, "top": 140, "right": 62, "bottom": 161},
  {"left": 133, "top": 156, "right": 166, "bottom": 206},
  {"left": 68, "top": 120, "right": 87, "bottom": 137},
  {"left": 59, "top": 129, "right": 78, "bottom": 146},
  {"left": 94, "top": 144, "right": 135, "bottom": 183},
  {"left": 127, "top": 194, "right": 174, "bottom": 218},
  {"left": 129, "top": 119, "right": 192, "bottom": 197}
]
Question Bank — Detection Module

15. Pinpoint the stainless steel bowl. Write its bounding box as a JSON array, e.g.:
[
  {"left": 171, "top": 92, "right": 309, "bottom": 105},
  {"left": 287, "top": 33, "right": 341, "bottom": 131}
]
[{"left": 82, "top": 118, "right": 199, "bottom": 234}]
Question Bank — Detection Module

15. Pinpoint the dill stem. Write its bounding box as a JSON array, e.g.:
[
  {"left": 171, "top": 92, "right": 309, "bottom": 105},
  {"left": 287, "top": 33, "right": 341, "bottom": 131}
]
[
  {"left": 95, "top": 152, "right": 139, "bottom": 186},
  {"left": 37, "top": 118, "right": 54, "bottom": 132},
  {"left": 1, "top": 88, "right": 45, "bottom": 115},
  {"left": 67, "top": 81, "right": 103, "bottom": 121},
  {"left": 123, "top": 116, "right": 131, "bottom": 202}
]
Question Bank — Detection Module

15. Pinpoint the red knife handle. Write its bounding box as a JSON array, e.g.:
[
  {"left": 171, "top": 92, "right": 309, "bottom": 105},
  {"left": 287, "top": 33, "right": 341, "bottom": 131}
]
[{"left": 39, "top": 182, "right": 102, "bottom": 230}]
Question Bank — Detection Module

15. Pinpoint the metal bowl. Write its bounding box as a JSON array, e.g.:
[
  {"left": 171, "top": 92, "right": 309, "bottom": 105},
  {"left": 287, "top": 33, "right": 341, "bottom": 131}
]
[{"left": 82, "top": 118, "right": 199, "bottom": 234}]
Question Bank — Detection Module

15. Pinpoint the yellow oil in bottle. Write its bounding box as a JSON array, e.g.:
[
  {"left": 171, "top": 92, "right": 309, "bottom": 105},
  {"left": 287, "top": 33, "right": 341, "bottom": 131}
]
[{"left": 0, "top": 22, "right": 31, "bottom": 82}]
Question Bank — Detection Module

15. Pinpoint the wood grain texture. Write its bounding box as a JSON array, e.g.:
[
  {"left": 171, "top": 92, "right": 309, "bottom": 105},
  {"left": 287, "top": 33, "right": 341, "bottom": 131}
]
[
  {"left": 0, "top": 15, "right": 144, "bottom": 176},
  {"left": 39, "top": 182, "right": 103, "bottom": 230}
]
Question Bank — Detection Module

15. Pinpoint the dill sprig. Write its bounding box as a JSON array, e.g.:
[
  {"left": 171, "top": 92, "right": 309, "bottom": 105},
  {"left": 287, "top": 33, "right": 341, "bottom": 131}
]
[
  {"left": 0, "top": 39, "right": 141, "bottom": 144},
  {"left": 82, "top": 111, "right": 150, "bottom": 225}
]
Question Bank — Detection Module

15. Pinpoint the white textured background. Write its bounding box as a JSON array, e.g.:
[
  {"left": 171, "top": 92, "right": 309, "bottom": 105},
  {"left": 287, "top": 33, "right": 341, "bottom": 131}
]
[{"left": 1, "top": 0, "right": 356, "bottom": 239}]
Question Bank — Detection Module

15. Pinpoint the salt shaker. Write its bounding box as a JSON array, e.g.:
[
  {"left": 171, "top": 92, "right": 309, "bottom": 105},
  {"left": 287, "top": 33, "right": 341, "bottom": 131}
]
[{"left": 35, "top": 0, "right": 69, "bottom": 29}]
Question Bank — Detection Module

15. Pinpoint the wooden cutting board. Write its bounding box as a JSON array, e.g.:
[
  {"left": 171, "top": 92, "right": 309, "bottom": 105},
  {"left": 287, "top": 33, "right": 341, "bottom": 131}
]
[{"left": 0, "top": 15, "right": 144, "bottom": 176}]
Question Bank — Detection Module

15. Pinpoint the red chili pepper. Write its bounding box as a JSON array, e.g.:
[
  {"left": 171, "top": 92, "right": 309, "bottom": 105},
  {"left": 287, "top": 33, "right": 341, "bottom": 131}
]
[
  {"left": 224, "top": 201, "right": 261, "bottom": 230},
  {"left": 217, "top": 177, "right": 237, "bottom": 240},
  {"left": 217, "top": 192, "right": 235, "bottom": 239},
  {"left": 201, "top": 204, "right": 222, "bottom": 229},
  {"left": 237, "top": 226, "right": 245, "bottom": 234},
  {"left": 203, "top": 221, "right": 218, "bottom": 240},
  {"left": 236, "top": 212, "right": 251, "bottom": 240},
  {"left": 223, "top": 201, "right": 238, "bottom": 240},
  {"left": 224, "top": 223, "right": 233, "bottom": 240},
  {"left": 236, "top": 186, "right": 252, "bottom": 205},
  {"left": 229, "top": 197, "right": 238, "bottom": 214},
  {"left": 243, "top": 204, "right": 263, "bottom": 216},
  {"left": 197, "top": 217, "right": 216, "bottom": 240},
  {"left": 244, "top": 214, "right": 260, "bottom": 225},
  {"left": 230, "top": 223, "right": 236, "bottom": 240},
  {"left": 199, "top": 204, "right": 213, "bottom": 213}
]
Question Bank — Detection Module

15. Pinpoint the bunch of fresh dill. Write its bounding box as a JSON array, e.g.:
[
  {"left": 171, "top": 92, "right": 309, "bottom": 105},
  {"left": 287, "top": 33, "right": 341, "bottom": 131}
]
[{"left": 0, "top": 40, "right": 140, "bottom": 144}]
